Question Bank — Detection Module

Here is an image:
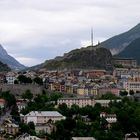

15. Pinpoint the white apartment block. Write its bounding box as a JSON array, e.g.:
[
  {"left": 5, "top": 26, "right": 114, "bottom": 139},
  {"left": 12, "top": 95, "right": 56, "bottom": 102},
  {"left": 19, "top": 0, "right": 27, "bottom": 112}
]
[
  {"left": 57, "top": 97, "right": 96, "bottom": 108},
  {"left": 123, "top": 82, "right": 140, "bottom": 93},
  {"left": 57, "top": 97, "right": 121, "bottom": 108},
  {"left": 6, "top": 72, "right": 16, "bottom": 84},
  {"left": 24, "top": 111, "right": 65, "bottom": 125}
]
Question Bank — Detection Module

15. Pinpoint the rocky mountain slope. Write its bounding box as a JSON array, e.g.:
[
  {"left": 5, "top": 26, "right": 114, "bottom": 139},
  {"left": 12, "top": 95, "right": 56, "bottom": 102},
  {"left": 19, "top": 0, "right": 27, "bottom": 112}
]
[
  {"left": 118, "top": 37, "right": 140, "bottom": 64},
  {"left": 0, "top": 45, "right": 26, "bottom": 70},
  {"left": 100, "top": 23, "right": 140, "bottom": 55},
  {"left": 0, "top": 61, "right": 11, "bottom": 72}
]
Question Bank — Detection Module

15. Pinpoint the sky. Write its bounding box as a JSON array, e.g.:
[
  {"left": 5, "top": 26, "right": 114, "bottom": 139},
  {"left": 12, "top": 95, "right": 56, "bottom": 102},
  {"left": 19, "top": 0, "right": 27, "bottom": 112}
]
[{"left": 0, "top": 0, "right": 140, "bottom": 66}]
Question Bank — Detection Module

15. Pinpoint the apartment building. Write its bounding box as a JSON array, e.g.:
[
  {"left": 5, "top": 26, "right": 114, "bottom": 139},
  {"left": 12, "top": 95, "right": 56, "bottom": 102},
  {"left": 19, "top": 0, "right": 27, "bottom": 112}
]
[
  {"left": 57, "top": 97, "right": 96, "bottom": 108},
  {"left": 113, "top": 58, "right": 137, "bottom": 68},
  {"left": 6, "top": 72, "right": 17, "bottom": 84},
  {"left": 24, "top": 111, "right": 65, "bottom": 125},
  {"left": 113, "top": 68, "right": 140, "bottom": 80},
  {"left": 123, "top": 81, "right": 140, "bottom": 92},
  {"left": 57, "top": 97, "right": 121, "bottom": 108}
]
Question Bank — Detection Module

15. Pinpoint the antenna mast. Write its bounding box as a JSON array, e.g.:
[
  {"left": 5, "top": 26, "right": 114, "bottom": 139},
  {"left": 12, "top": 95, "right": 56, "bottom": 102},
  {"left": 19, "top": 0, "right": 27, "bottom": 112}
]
[{"left": 91, "top": 27, "right": 93, "bottom": 46}]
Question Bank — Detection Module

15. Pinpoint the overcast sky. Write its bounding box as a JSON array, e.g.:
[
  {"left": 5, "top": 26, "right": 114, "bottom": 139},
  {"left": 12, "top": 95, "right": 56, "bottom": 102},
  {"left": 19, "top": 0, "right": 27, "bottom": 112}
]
[{"left": 0, "top": 0, "right": 140, "bottom": 66}]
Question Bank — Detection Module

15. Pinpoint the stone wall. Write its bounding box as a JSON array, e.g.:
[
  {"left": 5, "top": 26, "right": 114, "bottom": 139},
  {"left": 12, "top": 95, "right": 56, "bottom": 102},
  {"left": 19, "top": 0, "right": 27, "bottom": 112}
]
[{"left": 0, "top": 84, "right": 45, "bottom": 95}]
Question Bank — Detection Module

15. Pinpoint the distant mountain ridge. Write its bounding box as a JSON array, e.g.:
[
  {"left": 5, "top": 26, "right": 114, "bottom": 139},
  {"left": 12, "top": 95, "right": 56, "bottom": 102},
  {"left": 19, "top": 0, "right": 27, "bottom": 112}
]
[
  {"left": 0, "top": 45, "right": 26, "bottom": 70},
  {"left": 100, "top": 23, "right": 140, "bottom": 55}
]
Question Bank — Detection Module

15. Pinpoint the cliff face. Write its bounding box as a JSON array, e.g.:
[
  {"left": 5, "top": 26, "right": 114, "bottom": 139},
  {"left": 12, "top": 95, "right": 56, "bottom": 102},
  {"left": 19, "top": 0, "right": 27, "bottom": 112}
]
[
  {"left": 100, "top": 23, "right": 140, "bottom": 55},
  {"left": 43, "top": 47, "right": 113, "bottom": 70},
  {"left": 0, "top": 45, "right": 26, "bottom": 70},
  {"left": 0, "top": 61, "right": 11, "bottom": 72},
  {"left": 118, "top": 37, "right": 140, "bottom": 64}
]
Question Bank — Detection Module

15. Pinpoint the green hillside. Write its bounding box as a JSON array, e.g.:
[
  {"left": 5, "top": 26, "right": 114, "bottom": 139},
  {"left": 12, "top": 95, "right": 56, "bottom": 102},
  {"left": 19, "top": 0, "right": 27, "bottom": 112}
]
[{"left": 43, "top": 46, "right": 113, "bottom": 70}]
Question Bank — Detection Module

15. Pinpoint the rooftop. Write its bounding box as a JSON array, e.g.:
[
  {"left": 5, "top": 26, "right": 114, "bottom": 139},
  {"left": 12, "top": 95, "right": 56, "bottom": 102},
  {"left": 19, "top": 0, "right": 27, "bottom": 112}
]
[
  {"left": 25, "top": 111, "right": 63, "bottom": 117},
  {"left": 72, "top": 137, "right": 96, "bottom": 140}
]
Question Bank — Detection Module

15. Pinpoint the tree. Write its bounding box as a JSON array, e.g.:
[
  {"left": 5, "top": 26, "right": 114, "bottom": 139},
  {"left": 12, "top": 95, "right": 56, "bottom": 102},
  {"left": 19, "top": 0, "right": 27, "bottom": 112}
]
[
  {"left": 19, "top": 123, "right": 30, "bottom": 133},
  {"left": 28, "top": 121, "right": 35, "bottom": 130},
  {"left": 10, "top": 105, "right": 20, "bottom": 122},
  {"left": 22, "top": 90, "right": 33, "bottom": 100},
  {"left": 119, "top": 90, "right": 128, "bottom": 96},
  {"left": 14, "top": 80, "right": 19, "bottom": 84},
  {"left": 100, "top": 93, "right": 120, "bottom": 99},
  {"left": 50, "top": 92, "right": 63, "bottom": 104},
  {"left": 129, "top": 90, "right": 135, "bottom": 95},
  {"left": 33, "top": 77, "right": 43, "bottom": 85},
  {"left": 0, "top": 91, "right": 16, "bottom": 107},
  {"left": 58, "top": 103, "right": 69, "bottom": 116},
  {"left": 18, "top": 75, "right": 32, "bottom": 84},
  {"left": 71, "top": 104, "right": 80, "bottom": 115}
]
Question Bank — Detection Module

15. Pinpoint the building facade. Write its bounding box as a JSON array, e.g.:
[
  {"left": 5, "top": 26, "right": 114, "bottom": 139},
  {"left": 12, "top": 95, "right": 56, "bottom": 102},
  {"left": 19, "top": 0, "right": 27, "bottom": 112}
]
[
  {"left": 24, "top": 111, "right": 65, "bottom": 125},
  {"left": 57, "top": 97, "right": 96, "bottom": 108},
  {"left": 123, "top": 82, "right": 140, "bottom": 93}
]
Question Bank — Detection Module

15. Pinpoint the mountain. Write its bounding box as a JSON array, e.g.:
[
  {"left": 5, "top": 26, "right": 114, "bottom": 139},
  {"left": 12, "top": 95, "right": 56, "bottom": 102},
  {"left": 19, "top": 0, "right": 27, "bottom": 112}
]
[
  {"left": 32, "top": 23, "right": 140, "bottom": 70},
  {"left": 42, "top": 46, "right": 113, "bottom": 70},
  {"left": 100, "top": 23, "right": 140, "bottom": 55},
  {"left": 118, "top": 37, "right": 140, "bottom": 64},
  {"left": 0, "top": 45, "right": 26, "bottom": 70}
]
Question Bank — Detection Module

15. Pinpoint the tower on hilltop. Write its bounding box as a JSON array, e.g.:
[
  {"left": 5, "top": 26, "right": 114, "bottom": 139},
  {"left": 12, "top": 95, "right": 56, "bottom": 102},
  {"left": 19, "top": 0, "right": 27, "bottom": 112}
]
[
  {"left": 90, "top": 28, "right": 100, "bottom": 49},
  {"left": 91, "top": 27, "right": 93, "bottom": 46}
]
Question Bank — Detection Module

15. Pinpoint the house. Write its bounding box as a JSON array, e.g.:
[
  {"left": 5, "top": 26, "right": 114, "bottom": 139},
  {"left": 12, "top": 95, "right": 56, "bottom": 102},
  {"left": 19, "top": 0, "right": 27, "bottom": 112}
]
[
  {"left": 125, "top": 132, "right": 139, "bottom": 140},
  {"left": 123, "top": 81, "right": 140, "bottom": 93},
  {"left": 77, "top": 86, "right": 98, "bottom": 96},
  {"left": 16, "top": 133, "right": 42, "bottom": 140},
  {"left": 16, "top": 99, "right": 27, "bottom": 112},
  {"left": 35, "top": 122, "right": 56, "bottom": 134},
  {"left": 3, "top": 123, "right": 19, "bottom": 135},
  {"left": 6, "top": 72, "right": 17, "bottom": 84},
  {"left": 113, "top": 57, "right": 137, "bottom": 68},
  {"left": 71, "top": 137, "right": 96, "bottom": 140},
  {"left": 100, "top": 112, "right": 117, "bottom": 123},
  {"left": 0, "top": 98, "right": 6, "bottom": 109},
  {"left": 24, "top": 111, "right": 65, "bottom": 125},
  {"left": 0, "top": 137, "right": 6, "bottom": 140},
  {"left": 98, "top": 87, "right": 120, "bottom": 96},
  {"left": 86, "top": 70, "right": 106, "bottom": 79},
  {"left": 95, "top": 99, "right": 121, "bottom": 107},
  {"left": 113, "top": 68, "right": 130, "bottom": 78}
]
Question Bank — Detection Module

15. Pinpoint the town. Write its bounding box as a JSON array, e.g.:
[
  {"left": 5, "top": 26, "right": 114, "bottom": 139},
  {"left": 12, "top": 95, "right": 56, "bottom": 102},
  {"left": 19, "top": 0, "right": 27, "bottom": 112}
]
[{"left": 0, "top": 57, "right": 139, "bottom": 140}]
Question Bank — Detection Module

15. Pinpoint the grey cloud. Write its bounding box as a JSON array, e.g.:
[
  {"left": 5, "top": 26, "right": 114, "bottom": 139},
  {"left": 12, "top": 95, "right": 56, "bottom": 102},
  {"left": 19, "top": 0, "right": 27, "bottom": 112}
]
[{"left": 0, "top": 0, "right": 140, "bottom": 66}]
